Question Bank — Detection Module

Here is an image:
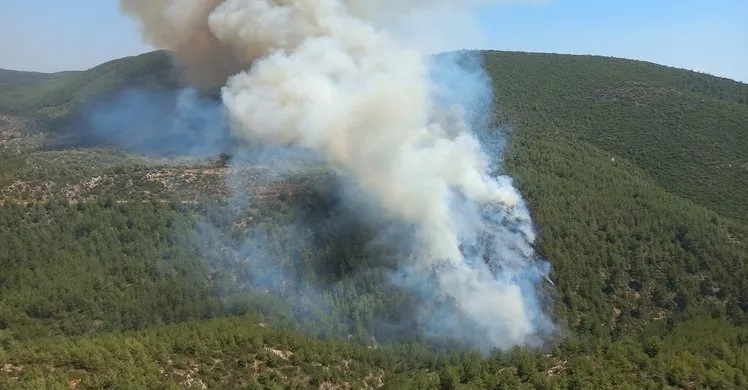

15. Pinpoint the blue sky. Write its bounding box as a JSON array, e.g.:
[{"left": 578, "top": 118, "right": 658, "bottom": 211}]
[{"left": 1, "top": 0, "right": 746, "bottom": 82}]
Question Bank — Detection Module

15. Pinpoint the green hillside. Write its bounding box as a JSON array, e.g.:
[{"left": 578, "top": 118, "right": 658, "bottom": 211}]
[
  {"left": 0, "top": 51, "right": 176, "bottom": 122},
  {"left": 0, "top": 69, "right": 68, "bottom": 87},
  {"left": 1, "top": 51, "right": 747, "bottom": 388},
  {"left": 484, "top": 51, "right": 748, "bottom": 223}
]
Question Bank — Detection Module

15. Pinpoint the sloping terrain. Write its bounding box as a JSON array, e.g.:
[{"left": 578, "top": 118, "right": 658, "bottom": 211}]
[
  {"left": 0, "top": 51, "right": 747, "bottom": 388},
  {"left": 0, "top": 113, "right": 46, "bottom": 154},
  {"left": 0, "top": 51, "right": 180, "bottom": 157},
  {"left": 0, "top": 50, "right": 176, "bottom": 123},
  {"left": 0, "top": 68, "right": 73, "bottom": 87},
  {"left": 484, "top": 51, "right": 748, "bottom": 223},
  {"left": 0, "top": 148, "right": 322, "bottom": 205}
]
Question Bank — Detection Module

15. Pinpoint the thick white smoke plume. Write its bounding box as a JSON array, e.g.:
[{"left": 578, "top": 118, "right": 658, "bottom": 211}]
[{"left": 122, "top": 0, "right": 554, "bottom": 350}]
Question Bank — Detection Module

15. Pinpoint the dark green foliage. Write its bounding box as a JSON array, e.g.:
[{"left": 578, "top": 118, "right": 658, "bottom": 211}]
[
  {"left": 0, "top": 189, "right": 421, "bottom": 346},
  {"left": 0, "top": 50, "right": 177, "bottom": 122},
  {"left": 503, "top": 131, "right": 748, "bottom": 335},
  {"left": 1, "top": 316, "right": 747, "bottom": 389},
  {"left": 0, "top": 50, "right": 747, "bottom": 387},
  {"left": 0, "top": 201, "right": 216, "bottom": 337},
  {"left": 483, "top": 51, "right": 748, "bottom": 223},
  {"left": 0, "top": 68, "right": 69, "bottom": 87}
]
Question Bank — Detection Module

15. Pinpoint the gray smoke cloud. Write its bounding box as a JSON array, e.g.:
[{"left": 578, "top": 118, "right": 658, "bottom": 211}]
[
  {"left": 121, "top": 0, "right": 554, "bottom": 351},
  {"left": 120, "top": 0, "right": 242, "bottom": 90},
  {"left": 120, "top": 0, "right": 535, "bottom": 87}
]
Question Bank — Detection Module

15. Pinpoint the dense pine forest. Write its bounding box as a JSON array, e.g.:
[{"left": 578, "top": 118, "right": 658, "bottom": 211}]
[{"left": 1, "top": 50, "right": 747, "bottom": 389}]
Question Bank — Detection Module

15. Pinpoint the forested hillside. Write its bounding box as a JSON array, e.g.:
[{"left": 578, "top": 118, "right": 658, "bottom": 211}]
[
  {"left": 484, "top": 52, "right": 748, "bottom": 223},
  {"left": 0, "top": 51, "right": 747, "bottom": 389},
  {"left": 0, "top": 69, "right": 63, "bottom": 87},
  {"left": 0, "top": 51, "right": 176, "bottom": 122}
]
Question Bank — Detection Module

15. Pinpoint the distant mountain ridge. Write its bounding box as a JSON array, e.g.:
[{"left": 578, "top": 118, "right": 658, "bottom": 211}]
[
  {"left": 1, "top": 49, "right": 746, "bottom": 219},
  {"left": 0, "top": 68, "right": 59, "bottom": 87},
  {"left": 0, "top": 50, "right": 177, "bottom": 122}
]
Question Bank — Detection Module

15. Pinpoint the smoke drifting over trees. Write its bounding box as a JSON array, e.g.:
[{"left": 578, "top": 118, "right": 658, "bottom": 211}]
[{"left": 120, "top": 0, "right": 555, "bottom": 350}]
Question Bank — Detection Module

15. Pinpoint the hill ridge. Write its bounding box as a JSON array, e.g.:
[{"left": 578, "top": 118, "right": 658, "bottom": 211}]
[{"left": 1, "top": 48, "right": 747, "bottom": 389}]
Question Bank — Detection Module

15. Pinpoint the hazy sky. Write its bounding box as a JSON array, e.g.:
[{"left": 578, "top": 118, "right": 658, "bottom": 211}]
[{"left": 1, "top": 0, "right": 746, "bottom": 82}]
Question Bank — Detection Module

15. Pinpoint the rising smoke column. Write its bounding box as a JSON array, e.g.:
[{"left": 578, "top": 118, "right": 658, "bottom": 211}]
[
  {"left": 121, "top": 0, "right": 554, "bottom": 350},
  {"left": 120, "top": 0, "right": 242, "bottom": 89}
]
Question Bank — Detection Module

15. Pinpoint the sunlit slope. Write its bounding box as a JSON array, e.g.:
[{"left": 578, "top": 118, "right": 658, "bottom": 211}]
[
  {"left": 483, "top": 51, "right": 748, "bottom": 223},
  {"left": 0, "top": 51, "right": 176, "bottom": 122},
  {"left": 5, "top": 49, "right": 746, "bottom": 224},
  {"left": 1, "top": 50, "right": 747, "bottom": 388},
  {"left": 0, "top": 68, "right": 69, "bottom": 87}
]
